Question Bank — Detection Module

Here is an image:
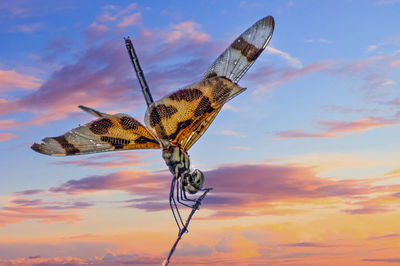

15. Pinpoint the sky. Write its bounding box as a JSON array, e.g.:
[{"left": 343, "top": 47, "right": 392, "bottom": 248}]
[{"left": 1, "top": 0, "right": 400, "bottom": 265}]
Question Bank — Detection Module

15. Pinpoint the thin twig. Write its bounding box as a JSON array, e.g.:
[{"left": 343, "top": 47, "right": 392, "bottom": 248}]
[
  {"left": 162, "top": 188, "right": 212, "bottom": 266},
  {"left": 124, "top": 37, "right": 154, "bottom": 106}
]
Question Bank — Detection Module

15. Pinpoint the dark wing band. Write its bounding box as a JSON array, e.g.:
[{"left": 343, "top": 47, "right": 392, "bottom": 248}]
[{"left": 203, "top": 16, "right": 274, "bottom": 83}]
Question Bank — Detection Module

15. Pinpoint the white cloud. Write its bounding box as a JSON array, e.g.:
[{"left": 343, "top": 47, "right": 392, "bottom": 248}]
[
  {"left": 305, "top": 39, "right": 331, "bottom": 44},
  {"left": 266, "top": 47, "right": 303, "bottom": 68},
  {"left": 217, "top": 130, "right": 246, "bottom": 138}
]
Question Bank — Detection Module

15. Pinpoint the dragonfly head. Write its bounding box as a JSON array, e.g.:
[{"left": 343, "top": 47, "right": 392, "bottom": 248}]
[{"left": 182, "top": 169, "right": 204, "bottom": 194}]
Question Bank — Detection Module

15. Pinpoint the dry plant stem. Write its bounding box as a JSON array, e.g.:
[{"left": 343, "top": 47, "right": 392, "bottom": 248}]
[{"left": 163, "top": 188, "right": 212, "bottom": 266}]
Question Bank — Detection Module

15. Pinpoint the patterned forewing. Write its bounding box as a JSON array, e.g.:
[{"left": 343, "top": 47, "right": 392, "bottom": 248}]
[
  {"left": 144, "top": 76, "right": 245, "bottom": 150},
  {"left": 31, "top": 114, "right": 160, "bottom": 156},
  {"left": 204, "top": 16, "right": 274, "bottom": 83}
]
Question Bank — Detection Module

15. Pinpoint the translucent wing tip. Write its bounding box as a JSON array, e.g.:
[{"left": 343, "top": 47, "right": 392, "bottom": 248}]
[
  {"left": 203, "top": 15, "right": 275, "bottom": 83},
  {"left": 260, "top": 16, "right": 275, "bottom": 48},
  {"left": 31, "top": 139, "right": 64, "bottom": 156}
]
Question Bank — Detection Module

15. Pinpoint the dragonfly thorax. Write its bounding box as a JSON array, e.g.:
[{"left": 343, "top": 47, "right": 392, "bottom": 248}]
[
  {"left": 162, "top": 144, "right": 190, "bottom": 176},
  {"left": 162, "top": 144, "right": 204, "bottom": 194}
]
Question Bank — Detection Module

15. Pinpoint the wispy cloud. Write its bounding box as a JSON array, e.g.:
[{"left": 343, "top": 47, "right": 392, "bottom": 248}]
[
  {"left": 0, "top": 133, "right": 16, "bottom": 142},
  {"left": 367, "top": 34, "right": 400, "bottom": 52},
  {"left": 267, "top": 47, "right": 303, "bottom": 68},
  {"left": 222, "top": 104, "right": 239, "bottom": 112},
  {"left": 1, "top": 9, "right": 217, "bottom": 133},
  {"left": 117, "top": 12, "right": 141, "bottom": 28},
  {"left": 231, "top": 146, "right": 250, "bottom": 150},
  {"left": 252, "top": 60, "right": 333, "bottom": 94},
  {"left": 164, "top": 21, "right": 210, "bottom": 43},
  {"left": 274, "top": 116, "right": 398, "bottom": 139},
  {"left": 305, "top": 39, "right": 331, "bottom": 44},
  {"left": 216, "top": 130, "right": 246, "bottom": 138},
  {"left": 14, "top": 22, "right": 43, "bottom": 33},
  {"left": 362, "top": 258, "right": 400, "bottom": 263},
  {"left": 47, "top": 161, "right": 393, "bottom": 218},
  {"left": 0, "top": 69, "right": 42, "bottom": 91},
  {"left": 377, "top": 0, "right": 400, "bottom": 5}
]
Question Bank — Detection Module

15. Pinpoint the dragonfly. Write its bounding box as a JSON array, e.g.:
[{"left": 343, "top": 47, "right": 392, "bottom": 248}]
[{"left": 31, "top": 16, "right": 275, "bottom": 233}]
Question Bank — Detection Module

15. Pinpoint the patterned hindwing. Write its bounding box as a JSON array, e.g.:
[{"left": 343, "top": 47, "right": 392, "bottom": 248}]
[
  {"left": 204, "top": 16, "right": 274, "bottom": 83},
  {"left": 31, "top": 114, "right": 160, "bottom": 156},
  {"left": 144, "top": 76, "right": 245, "bottom": 150}
]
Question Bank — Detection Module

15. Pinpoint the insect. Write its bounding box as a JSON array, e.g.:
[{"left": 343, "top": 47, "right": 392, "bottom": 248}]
[{"left": 31, "top": 16, "right": 275, "bottom": 233}]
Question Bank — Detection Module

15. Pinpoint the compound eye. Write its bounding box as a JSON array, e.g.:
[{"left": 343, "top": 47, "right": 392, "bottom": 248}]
[
  {"left": 182, "top": 169, "right": 205, "bottom": 194},
  {"left": 191, "top": 169, "right": 204, "bottom": 189}
]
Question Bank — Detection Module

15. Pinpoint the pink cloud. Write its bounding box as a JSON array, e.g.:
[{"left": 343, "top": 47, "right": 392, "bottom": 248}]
[
  {"left": 274, "top": 116, "right": 398, "bottom": 139},
  {"left": 252, "top": 60, "right": 333, "bottom": 94},
  {"left": 49, "top": 169, "right": 169, "bottom": 195},
  {"left": 0, "top": 253, "right": 163, "bottom": 266},
  {"left": 362, "top": 258, "right": 400, "bottom": 263},
  {"left": 282, "top": 242, "right": 331, "bottom": 248},
  {"left": 49, "top": 162, "right": 377, "bottom": 216},
  {"left": 342, "top": 205, "right": 393, "bottom": 215},
  {"left": 329, "top": 55, "right": 400, "bottom": 99},
  {"left": 0, "top": 69, "right": 42, "bottom": 91},
  {"left": 249, "top": 54, "right": 399, "bottom": 98},
  {"left": 164, "top": 21, "right": 210, "bottom": 43},
  {"left": 0, "top": 206, "right": 81, "bottom": 226},
  {"left": 1, "top": 15, "right": 219, "bottom": 133},
  {"left": 0, "top": 2, "right": 32, "bottom": 18},
  {"left": 13, "top": 189, "right": 44, "bottom": 196},
  {"left": 0, "top": 196, "right": 93, "bottom": 226},
  {"left": 368, "top": 233, "right": 400, "bottom": 240},
  {"left": 0, "top": 133, "right": 16, "bottom": 142},
  {"left": 117, "top": 12, "right": 141, "bottom": 27},
  {"left": 390, "top": 59, "right": 400, "bottom": 67},
  {"left": 86, "top": 22, "right": 109, "bottom": 42},
  {"left": 15, "top": 22, "right": 43, "bottom": 33}
]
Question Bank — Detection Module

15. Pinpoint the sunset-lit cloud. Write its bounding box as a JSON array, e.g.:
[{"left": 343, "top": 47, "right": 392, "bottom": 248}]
[
  {"left": 44, "top": 161, "right": 400, "bottom": 219},
  {"left": 252, "top": 60, "right": 333, "bottom": 94},
  {"left": 274, "top": 116, "right": 398, "bottom": 139},
  {"left": 0, "top": 133, "right": 16, "bottom": 142},
  {"left": 0, "top": 69, "right": 42, "bottom": 91}
]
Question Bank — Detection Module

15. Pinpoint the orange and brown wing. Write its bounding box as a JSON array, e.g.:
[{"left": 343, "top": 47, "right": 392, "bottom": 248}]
[
  {"left": 144, "top": 76, "right": 245, "bottom": 151},
  {"left": 32, "top": 113, "right": 160, "bottom": 156},
  {"left": 143, "top": 16, "right": 274, "bottom": 150}
]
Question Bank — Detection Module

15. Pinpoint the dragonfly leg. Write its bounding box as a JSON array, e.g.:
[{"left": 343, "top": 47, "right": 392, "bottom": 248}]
[
  {"left": 180, "top": 182, "right": 196, "bottom": 203},
  {"left": 169, "top": 177, "right": 185, "bottom": 232},
  {"left": 176, "top": 176, "right": 196, "bottom": 208},
  {"left": 182, "top": 188, "right": 197, "bottom": 203}
]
